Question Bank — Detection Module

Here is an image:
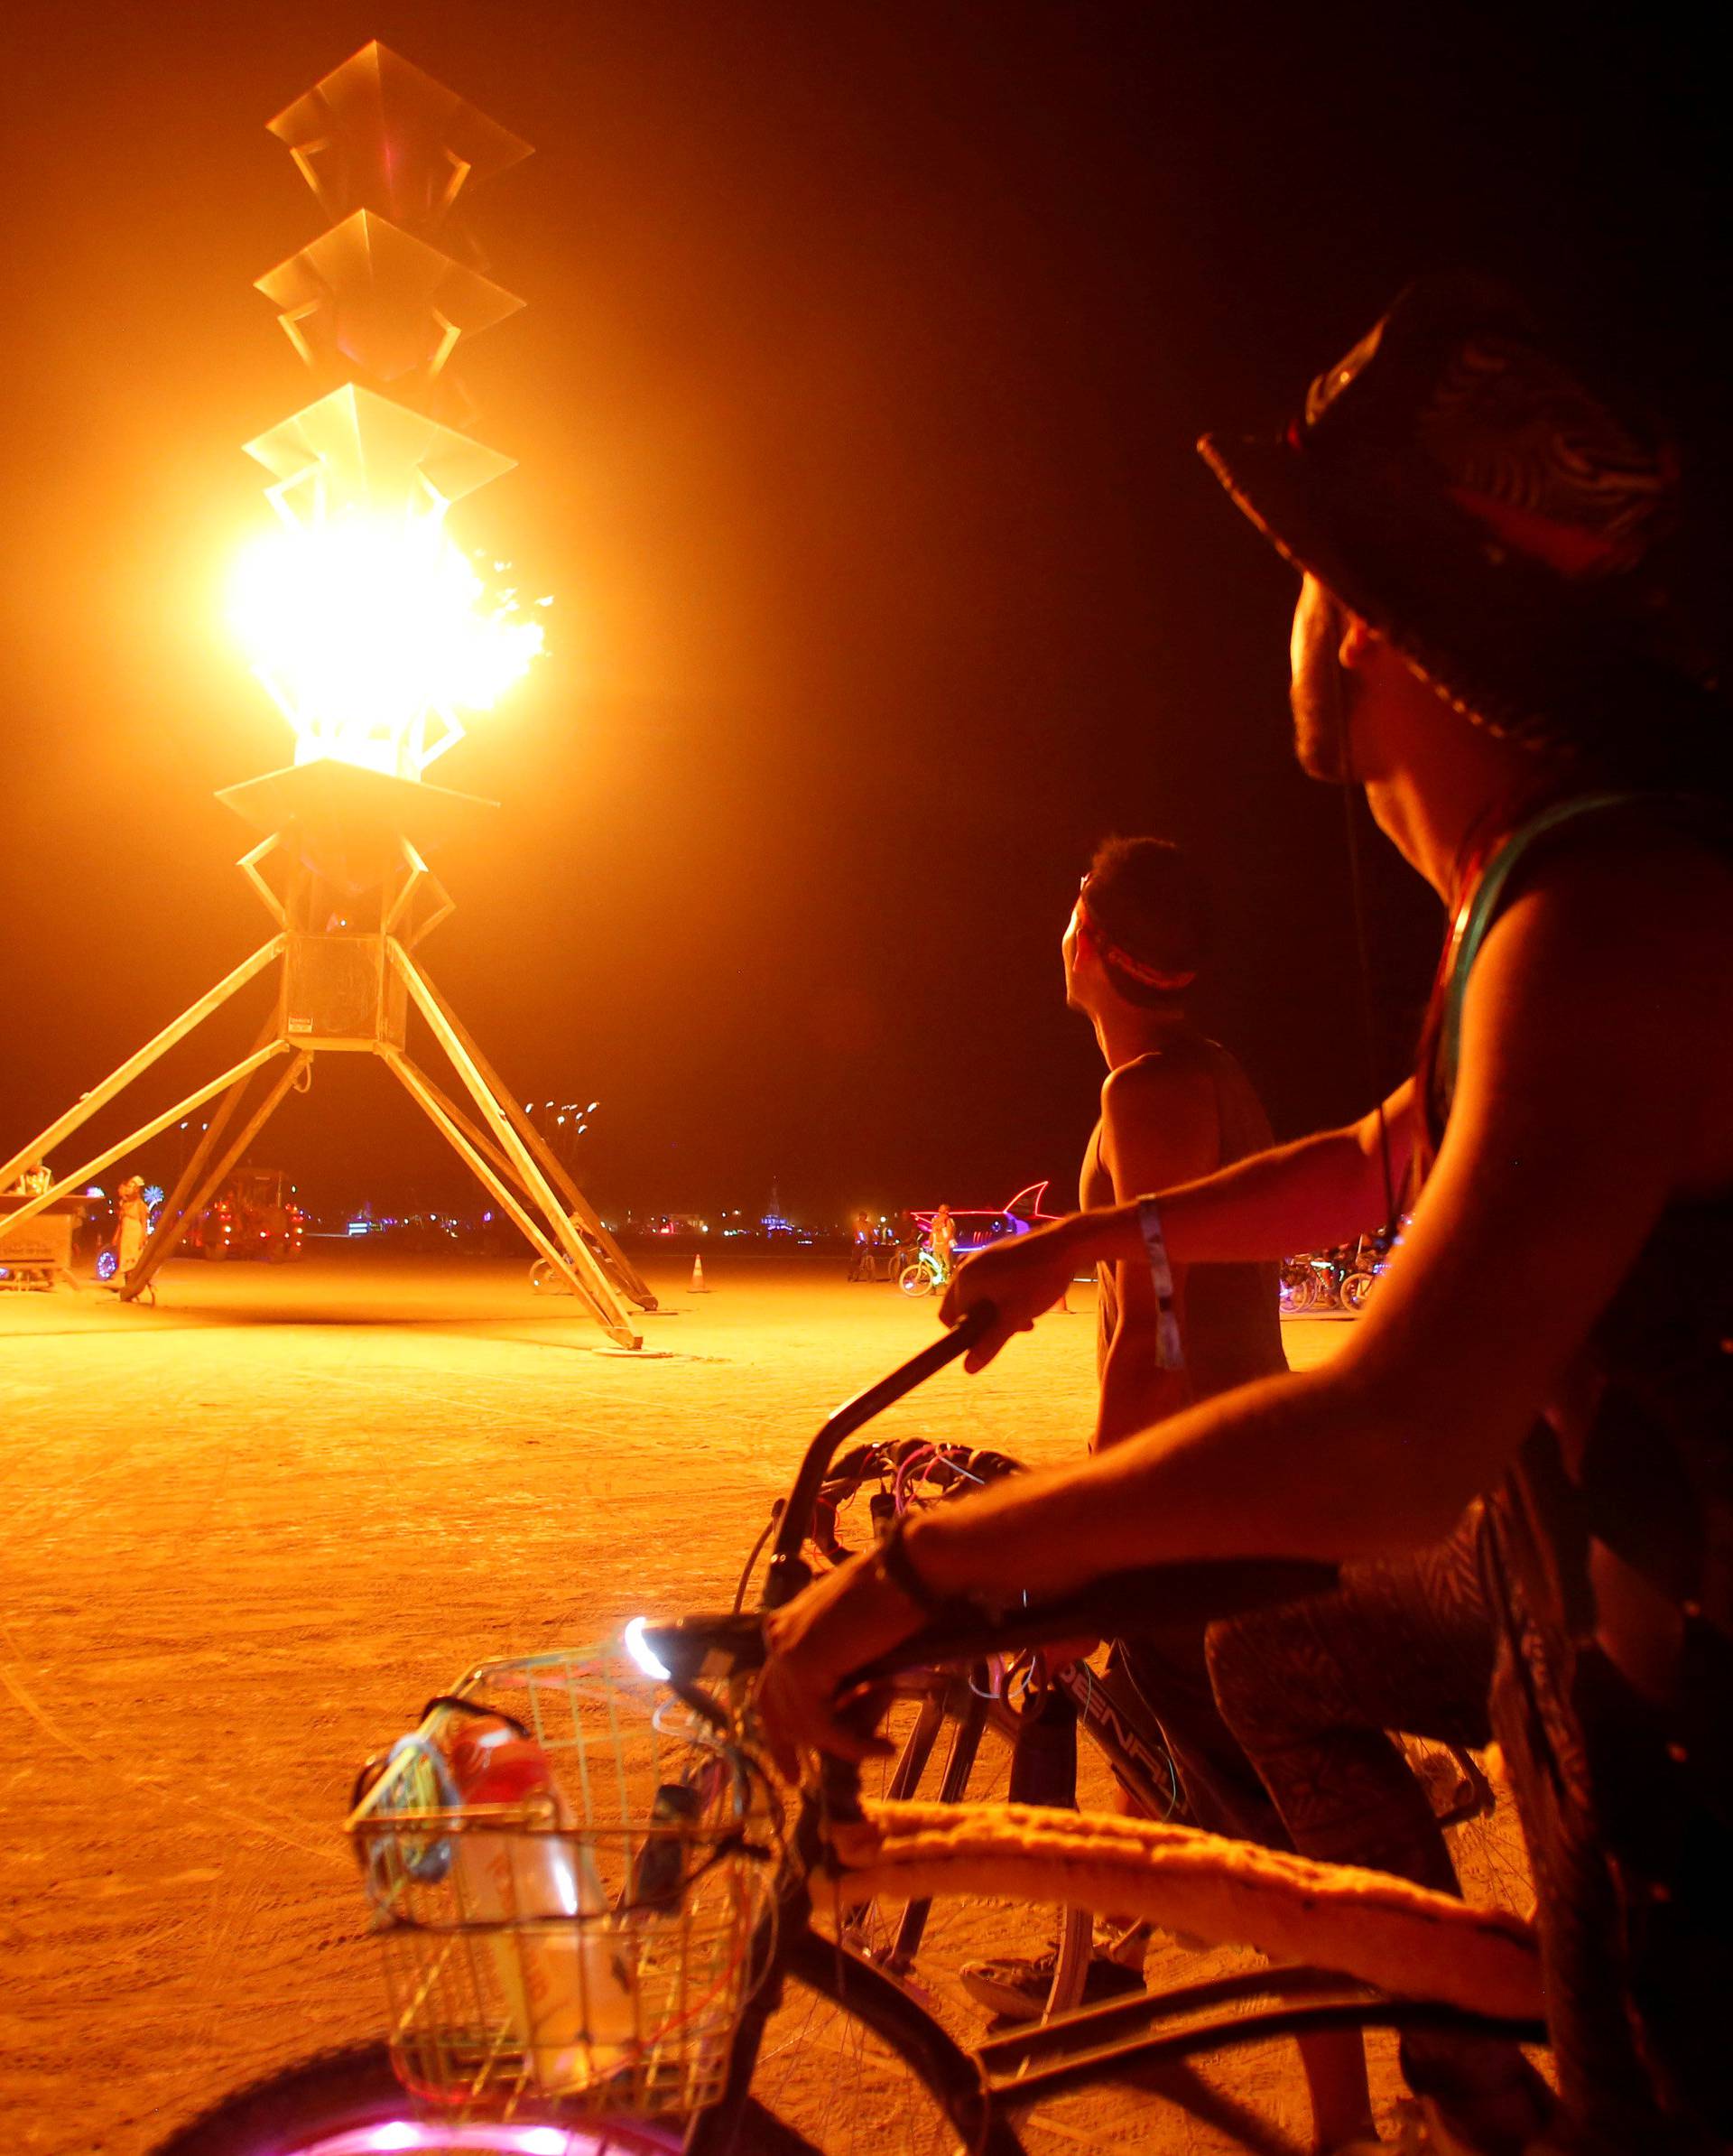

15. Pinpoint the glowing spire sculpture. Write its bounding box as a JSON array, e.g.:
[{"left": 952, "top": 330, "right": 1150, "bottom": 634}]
[
  {"left": 235, "top": 42, "right": 542, "bottom": 782},
  {"left": 0, "top": 44, "right": 653, "bottom": 1346}
]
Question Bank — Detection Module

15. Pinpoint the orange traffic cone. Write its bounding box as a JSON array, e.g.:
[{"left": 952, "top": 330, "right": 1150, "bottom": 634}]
[{"left": 690, "top": 1253, "right": 709, "bottom": 1293}]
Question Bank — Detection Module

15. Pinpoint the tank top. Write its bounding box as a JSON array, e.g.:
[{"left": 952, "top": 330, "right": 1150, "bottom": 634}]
[
  {"left": 1081, "top": 1031, "right": 1286, "bottom": 1403},
  {"left": 1421, "top": 792, "right": 1733, "bottom": 1847}
]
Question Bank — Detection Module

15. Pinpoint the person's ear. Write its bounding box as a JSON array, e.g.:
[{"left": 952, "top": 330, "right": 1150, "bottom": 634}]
[{"left": 1337, "top": 611, "right": 1378, "bottom": 672}]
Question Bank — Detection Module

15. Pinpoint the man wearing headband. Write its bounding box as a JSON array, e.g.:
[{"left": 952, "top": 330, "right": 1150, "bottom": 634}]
[
  {"left": 759, "top": 277, "right": 1733, "bottom": 2152},
  {"left": 960, "top": 835, "right": 1308, "bottom": 2022},
  {"left": 1065, "top": 836, "right": 1284, "bottom": 1436}
]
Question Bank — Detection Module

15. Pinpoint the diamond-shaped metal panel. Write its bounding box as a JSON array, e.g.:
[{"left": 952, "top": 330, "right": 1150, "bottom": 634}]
[
  {"left": 256, "top": 212, "right": 524, "bottom": 386},
  {"left": 268, "top": 42, "right": 532, "bottom": 235},
  {"left": 244, "top": 385, "right": 515, "bottom": 525}
]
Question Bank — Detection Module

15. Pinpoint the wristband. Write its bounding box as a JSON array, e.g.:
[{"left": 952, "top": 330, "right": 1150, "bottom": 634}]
[{"left": 1136, "top": 1195, "right": 1184, "bottom": 1370}]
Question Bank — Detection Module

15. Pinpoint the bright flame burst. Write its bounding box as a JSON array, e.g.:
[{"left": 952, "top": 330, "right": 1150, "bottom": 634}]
[{"left": 229, "top": 510, "right": 546, "bottom": 780}]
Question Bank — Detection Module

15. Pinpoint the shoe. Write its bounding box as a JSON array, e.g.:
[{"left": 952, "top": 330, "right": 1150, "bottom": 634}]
[{"left": 959, "top": 1947, "right": 1146, "bottom": 2022}]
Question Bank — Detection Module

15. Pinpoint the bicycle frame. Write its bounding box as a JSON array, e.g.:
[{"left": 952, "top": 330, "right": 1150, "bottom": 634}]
[
  {"left": 668, "top": 1664, "right": 1543, "bottom": 2156},
  {"left": 686, "top": 1778, "right": 1015, "bottom": 2155}
]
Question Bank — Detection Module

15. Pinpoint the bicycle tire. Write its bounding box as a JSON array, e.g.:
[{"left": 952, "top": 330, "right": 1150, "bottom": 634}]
[
  {"left": 896, "top": 1262, "right": 934, "bottom": 1298},
  {"left": 147, "top": 2040, "right": 685, "bottom": 2155}
]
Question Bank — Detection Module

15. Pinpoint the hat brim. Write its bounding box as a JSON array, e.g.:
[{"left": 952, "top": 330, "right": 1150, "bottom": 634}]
[{"left": 1198, "top": 430, "right": 1721, "bottom": 758}]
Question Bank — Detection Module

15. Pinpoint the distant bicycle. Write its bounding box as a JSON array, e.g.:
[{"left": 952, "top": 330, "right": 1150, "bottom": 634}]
[
  {"left": 1339, "top": 1264, "right": 1378, "bottom": 1313},
  {"left": 897, "top": 1246, "right": 948, "bottom": 1298},
  {"left": 1279, "top": 1252, "right": 1330, "bottom": 1315},
  {"left": 1281, "top": 1246, "right": 1382, "bottom": 1315},
  {"left": 528, "top": 1222, "right": 617, "bottom": 1296}
]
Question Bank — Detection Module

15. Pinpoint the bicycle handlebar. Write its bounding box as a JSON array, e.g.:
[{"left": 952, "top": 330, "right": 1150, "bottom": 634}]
[
  {"left": 763, "top": 1304, "right": 997, "bottom": 1611},
  {"left": 643, "top": 1555, "right": 1339, "bottom": 1694}
]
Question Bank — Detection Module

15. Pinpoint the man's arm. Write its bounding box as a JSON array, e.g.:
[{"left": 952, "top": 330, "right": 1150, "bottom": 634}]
[
  {"left": 941, "top": 1080, "right": 1417, "bottom": 1368},
  {"left": 760, "top": 846, "right": 1731, "bottom": 1759},
  {"left": 1093, "top": 1055, "right": 1220, "bottom": 1445},
  {"left": 1151, "top": 1079, "right": 1416, "bottom": 1261},
  {"left": 933, "top": 869, "right": 1703, "bottom": 1569}
]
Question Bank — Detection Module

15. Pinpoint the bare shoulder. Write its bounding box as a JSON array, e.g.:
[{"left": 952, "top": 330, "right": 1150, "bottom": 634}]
[
  {"left": 1463, "top": 817, "right": 1733, "bottom": 1184},
  {"left": 1099, "top": 1045, "right": 1222, "bottom": 1187},
  {"left": 1100, "top": 1047, "right": 1219, "bottom": 1120},
  {"left": 1479, "top": 818, "right": 1733, "bottom": 1009}
]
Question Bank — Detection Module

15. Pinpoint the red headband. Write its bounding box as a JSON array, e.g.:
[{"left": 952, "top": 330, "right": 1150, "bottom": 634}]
[{"left": 1076, "top": 897, "right": 1195, "bottom": 993}]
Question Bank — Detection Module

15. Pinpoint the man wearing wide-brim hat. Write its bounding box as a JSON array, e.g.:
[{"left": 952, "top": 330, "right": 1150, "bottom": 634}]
[{"left": 760, "top": 277, "right": 1733, "bottom": 2153}]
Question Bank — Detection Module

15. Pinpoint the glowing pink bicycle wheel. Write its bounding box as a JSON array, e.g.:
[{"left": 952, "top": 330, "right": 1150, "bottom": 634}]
[{"left": 149, "top": 2045, "right": 683, "bottom": 2156}]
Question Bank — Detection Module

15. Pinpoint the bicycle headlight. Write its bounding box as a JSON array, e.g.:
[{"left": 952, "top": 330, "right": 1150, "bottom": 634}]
[{"left": 624, "top": 1616, "right": 672, "bottom": 1682}]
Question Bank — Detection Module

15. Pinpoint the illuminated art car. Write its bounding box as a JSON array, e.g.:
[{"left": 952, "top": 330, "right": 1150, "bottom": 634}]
[
  {"left": 910, "top": 1182, "right": 1061, "bottom": 1260},
  {"left": 184, "top": 1167, "right": 308, "bottom": 1262}
]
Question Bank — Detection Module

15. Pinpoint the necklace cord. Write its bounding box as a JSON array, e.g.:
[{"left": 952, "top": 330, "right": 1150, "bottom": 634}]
[{"left": 1329, "top": 653, "right": 1401, "bottom": 1243}]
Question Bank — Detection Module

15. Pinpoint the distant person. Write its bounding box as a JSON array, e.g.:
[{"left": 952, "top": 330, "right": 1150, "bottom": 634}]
[
  {"left": 111, "top": 1177, "right": 148, "bottom": 1287},
  {"left": 927, "top": 1203, "right": 957, "bottom": 1282},
  {"left": 1066, "top": 840, "right": 1285, "bottom": 1426}
]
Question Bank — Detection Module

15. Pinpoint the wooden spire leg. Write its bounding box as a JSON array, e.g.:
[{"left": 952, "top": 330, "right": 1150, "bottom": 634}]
[
  {"left": 402, "top": 958, "right": 657, "bottom": 1311},
  {"left": 388, "top": 946, "right": 643, "bottom": 1349},
  {"left": 0, "top": 939, "right": 283, "bottom": 1197},
  {"left": 120, "top": 1052, "right": 312, "bottom": 1302},
  {"left": 386, "top": 1050, "right": 640, "bottom": 1348},
  {"left": 124, "top": 1013, "right": 283, "bottom": 1287},
  {"left": 0, "top": 1044, "right": 288, "bottom": 1256}
]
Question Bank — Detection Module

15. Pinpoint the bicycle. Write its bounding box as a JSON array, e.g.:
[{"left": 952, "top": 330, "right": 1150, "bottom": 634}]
[
  {"left": 896, "top": 1248, "right": 948, "bottom": 1299},
  {"left": 733, "top": 1433, "right": 1512, "bottom": 2037},
  {"left": 155, "top": 1311, "right": 1546, "bottom": 2156}
]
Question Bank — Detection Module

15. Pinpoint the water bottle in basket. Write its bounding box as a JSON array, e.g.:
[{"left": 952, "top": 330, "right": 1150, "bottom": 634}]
[{"left": 447, "top": 1714, "right": 638, "bottom": 2092}]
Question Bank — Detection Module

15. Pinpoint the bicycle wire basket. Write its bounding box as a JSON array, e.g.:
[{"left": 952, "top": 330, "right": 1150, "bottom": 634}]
[{"left": 348, "top": 1646, "right": 777, "bottom": 2123}]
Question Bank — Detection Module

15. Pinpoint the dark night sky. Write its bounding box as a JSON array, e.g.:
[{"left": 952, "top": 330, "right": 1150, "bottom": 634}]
[{"left": 2, "top": 4, "right": 1727, "bottom": 1222}]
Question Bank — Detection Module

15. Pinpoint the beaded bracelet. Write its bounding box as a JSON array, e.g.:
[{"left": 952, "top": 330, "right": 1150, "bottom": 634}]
[{"left": 1136, "top": 1194, "right": 1184, "bottom": 1370}]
